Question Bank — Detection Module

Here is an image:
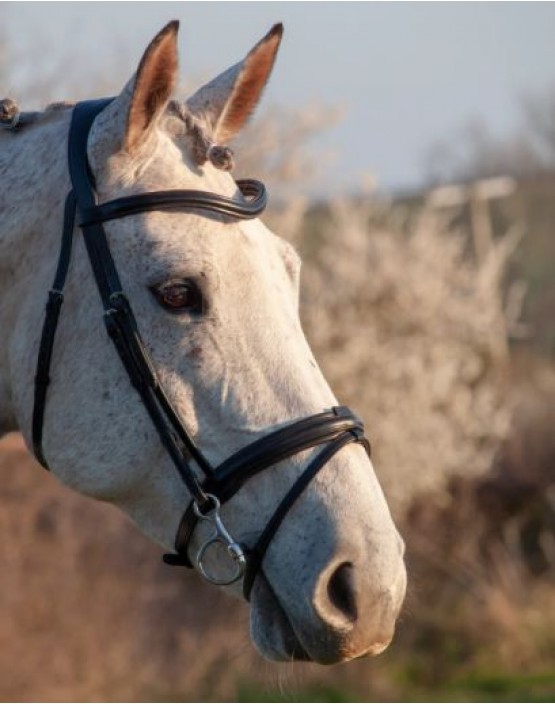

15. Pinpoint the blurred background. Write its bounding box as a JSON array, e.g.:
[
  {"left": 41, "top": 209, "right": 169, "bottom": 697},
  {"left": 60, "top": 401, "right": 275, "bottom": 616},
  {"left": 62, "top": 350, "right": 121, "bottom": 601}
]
[{"left": 1, "top": 2, "right": 554, "bottom": 701}]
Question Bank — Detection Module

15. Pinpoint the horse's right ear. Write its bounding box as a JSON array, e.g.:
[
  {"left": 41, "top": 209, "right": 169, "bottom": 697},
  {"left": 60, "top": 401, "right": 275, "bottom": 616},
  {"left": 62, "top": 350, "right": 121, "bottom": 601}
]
[
  {"left": 186, "top": 24, "right": 283, "bottom": 144},
  {"left": 122, "top": 20, "right": 179, "bottom": 152}
]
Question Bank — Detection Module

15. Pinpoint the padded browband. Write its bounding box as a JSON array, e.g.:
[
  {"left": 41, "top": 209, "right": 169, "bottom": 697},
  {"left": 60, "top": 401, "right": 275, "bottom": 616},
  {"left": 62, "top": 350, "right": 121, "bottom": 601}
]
[
  {"left": 79, "top": 179, "right": 267, "bottom": 226},
  {"left": 68, "top": 99, "right": 266, "bottom": 227}
]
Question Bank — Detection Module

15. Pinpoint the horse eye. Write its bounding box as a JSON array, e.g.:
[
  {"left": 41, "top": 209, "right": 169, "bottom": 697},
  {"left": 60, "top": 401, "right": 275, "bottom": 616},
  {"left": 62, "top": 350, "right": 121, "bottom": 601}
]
[{"left": 150, "top": 279, "right": 204, "bottom": 314}]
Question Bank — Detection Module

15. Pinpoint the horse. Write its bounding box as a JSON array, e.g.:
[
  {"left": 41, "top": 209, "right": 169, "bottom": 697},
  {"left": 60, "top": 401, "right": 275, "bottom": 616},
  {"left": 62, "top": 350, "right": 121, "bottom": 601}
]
[{"left": 0, "top": 21, "right": 406, "bottom": 664}]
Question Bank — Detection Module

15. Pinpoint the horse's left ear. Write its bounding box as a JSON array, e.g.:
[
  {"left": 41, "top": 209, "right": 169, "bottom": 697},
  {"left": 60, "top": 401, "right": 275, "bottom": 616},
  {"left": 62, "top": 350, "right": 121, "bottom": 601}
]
[
  {"left": 186, "top": 23, "right": 283, "bottom": 143},
  {"left": 124, "top": 20, "right": 179, "bottom": 152}
]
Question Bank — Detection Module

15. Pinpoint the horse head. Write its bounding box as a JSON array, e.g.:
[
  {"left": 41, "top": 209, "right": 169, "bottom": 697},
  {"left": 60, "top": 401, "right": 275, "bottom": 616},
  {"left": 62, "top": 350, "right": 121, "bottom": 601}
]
[{"left": 0, "top": 21, "right": 406, "bottom": 664}]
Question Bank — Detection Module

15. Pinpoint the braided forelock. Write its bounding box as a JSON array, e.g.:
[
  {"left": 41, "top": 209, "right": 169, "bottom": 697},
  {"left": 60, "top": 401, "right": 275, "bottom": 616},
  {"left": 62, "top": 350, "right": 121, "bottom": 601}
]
[{"left": 168, "top": 100, "right": 234, "bottom": 171}]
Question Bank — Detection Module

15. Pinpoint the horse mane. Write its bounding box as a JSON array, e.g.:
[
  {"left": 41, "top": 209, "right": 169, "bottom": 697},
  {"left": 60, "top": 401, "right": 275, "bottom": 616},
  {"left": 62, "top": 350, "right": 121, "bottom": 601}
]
[
  {"left": 0, "top": 97, "right": 234, "bottom": 172},
  {"left": 0, "top": 98, "right": 74, "bottom": 134},
  {"left": 168, "top": 99, "right": 235, "bottom": 171}
]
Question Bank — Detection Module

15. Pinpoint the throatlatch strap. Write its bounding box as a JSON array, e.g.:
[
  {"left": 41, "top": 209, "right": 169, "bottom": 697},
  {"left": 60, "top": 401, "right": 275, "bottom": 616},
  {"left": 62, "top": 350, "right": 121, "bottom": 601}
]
[{"left": 32, "top": 191, "right": 77, "bottom": 468}]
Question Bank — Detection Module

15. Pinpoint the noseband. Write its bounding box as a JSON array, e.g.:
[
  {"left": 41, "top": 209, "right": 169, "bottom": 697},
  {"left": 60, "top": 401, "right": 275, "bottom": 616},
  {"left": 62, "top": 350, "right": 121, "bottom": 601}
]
[{"left": 32, "top": 99, "right": 371, "bottom": 600}]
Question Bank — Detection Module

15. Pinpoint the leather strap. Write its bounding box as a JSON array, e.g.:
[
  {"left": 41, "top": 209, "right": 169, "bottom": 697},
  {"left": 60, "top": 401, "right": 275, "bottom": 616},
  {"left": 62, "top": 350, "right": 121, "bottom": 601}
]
[
  {"left": 242, "top": 428, "right": 367, "bottom": 600},
  {"left": 164, "top": 407, "right": 369, "bottom": 576},
  {"left": 68, "top": 100, "right": 213, "bottom": 506},
  {"left": 79, "top": 179, "right": 267, "bottom": 226},
  {"left": 209, "top": 406, "right": 366, "bottom": 502},
  {"left": 32, "top": 191, "right": 77, "bottom": 468}
]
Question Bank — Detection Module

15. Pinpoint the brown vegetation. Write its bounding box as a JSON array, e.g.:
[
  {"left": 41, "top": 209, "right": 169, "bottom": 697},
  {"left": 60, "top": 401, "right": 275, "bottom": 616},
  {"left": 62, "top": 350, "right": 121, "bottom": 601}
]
[
  {"left": 0, "top": 434, "right": 257, "bottom": 702},
  {"left": 1, "top": 28, "right": 554, "bottom": 696}
]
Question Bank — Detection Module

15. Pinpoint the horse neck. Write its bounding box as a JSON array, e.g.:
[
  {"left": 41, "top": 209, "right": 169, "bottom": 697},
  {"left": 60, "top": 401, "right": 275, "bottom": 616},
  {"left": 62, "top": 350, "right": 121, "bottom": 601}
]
[{"left": 0, "top": 112, "right": 71, "bottom": 435}]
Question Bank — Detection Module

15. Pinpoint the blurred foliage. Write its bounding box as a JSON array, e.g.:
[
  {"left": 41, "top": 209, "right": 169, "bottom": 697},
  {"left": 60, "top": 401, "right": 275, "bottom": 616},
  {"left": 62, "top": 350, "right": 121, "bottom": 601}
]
[
  {"left": 1, "top": 22, "right": 554, "bottom": 703},
  {"left": 297, "top": 198, "right": 513, "bottom": 508},
  {"left": 391, "top": 177, "right": 555, "bottom": 358}
]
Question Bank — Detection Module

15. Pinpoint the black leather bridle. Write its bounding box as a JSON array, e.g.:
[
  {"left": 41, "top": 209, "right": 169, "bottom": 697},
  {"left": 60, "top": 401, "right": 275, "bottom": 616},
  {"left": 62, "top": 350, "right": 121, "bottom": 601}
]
[{"left": 32, "top": 98, "right": 371, "bottom": 600}]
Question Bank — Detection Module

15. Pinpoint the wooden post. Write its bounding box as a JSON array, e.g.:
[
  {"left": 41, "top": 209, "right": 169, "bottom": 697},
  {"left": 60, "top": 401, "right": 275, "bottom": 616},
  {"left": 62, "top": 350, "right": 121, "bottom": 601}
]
[
  {"left": 427, "top": 177, "right": 516, "bottom": 264},
  {"left": 469, "top": 187, "right": 493, "bottom": 265}
]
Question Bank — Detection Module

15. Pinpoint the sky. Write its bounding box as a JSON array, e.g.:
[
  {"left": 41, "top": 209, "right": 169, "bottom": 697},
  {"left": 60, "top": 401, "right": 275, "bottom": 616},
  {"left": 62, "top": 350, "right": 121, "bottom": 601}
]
[{"left": 3, "top": 2, "right": 555, "bottom": 195}]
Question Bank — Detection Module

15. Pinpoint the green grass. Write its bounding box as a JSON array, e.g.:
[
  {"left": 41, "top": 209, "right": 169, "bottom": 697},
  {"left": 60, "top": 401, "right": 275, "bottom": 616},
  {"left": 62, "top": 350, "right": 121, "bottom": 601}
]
[
  {"left": 445, "top": 670, "right": 555, "bottom": 703},
  {"left": 233, "top": 668, "right": 555, "bottom": 703}
]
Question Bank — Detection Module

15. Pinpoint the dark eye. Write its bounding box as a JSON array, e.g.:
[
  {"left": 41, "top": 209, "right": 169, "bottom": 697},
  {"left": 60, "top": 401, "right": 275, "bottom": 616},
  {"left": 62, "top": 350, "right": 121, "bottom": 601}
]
[{"left": 150, "top": 279, "right": 204, "bottom": 315}]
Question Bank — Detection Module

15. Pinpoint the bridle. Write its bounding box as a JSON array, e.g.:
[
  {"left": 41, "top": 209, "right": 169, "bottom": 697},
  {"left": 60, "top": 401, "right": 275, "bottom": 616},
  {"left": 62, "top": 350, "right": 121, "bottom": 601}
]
[
  {"left": 33, "top": 99, "right": 372, "bottom": 598},
  {"left": 32, "top": 98, "right": 371, "bottom": 600}
]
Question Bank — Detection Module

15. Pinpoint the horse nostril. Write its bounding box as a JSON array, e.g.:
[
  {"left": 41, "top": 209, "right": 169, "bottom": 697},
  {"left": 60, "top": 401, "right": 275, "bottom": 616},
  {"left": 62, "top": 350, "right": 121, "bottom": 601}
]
[{"left": 327, "top": 562, "right": 358, "bottom": 622}]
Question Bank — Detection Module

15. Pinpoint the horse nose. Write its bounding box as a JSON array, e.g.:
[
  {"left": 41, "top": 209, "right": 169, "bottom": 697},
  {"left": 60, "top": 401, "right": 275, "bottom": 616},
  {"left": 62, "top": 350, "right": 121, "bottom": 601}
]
[{"left": 312, "top": 552, "right": 406, "bottom": 660}]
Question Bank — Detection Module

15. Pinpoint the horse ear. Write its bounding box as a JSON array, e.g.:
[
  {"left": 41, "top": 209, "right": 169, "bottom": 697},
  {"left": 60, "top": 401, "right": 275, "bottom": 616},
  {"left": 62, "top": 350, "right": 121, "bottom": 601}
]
[
  {"left": 124, "top": 20, "right": 179, "bottom": 152},
  {"left": 186, "top": 23, "right": 283, "bottom": 143}
]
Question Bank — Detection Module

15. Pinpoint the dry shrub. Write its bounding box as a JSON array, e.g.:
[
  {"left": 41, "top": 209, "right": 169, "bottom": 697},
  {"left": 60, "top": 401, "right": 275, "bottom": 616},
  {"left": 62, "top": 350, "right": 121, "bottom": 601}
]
[
  {"left": 295, "top": 199, "right": 514, "bottom": 509},
  {"left": 399, "top": 359, "right": 555, "bottom": 684}
]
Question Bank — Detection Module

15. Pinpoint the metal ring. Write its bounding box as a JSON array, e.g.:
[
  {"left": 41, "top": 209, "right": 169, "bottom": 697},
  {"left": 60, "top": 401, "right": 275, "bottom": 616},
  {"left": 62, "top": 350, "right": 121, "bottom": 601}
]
[
  {"left": 196, "top": 537, "right": 246, "bottom": 586},
  {"left": 193, "top": 494, "right": 219, "bottom": 519},
  {"left": 193, "top": 493, "right": 246, "bottom": 585}
]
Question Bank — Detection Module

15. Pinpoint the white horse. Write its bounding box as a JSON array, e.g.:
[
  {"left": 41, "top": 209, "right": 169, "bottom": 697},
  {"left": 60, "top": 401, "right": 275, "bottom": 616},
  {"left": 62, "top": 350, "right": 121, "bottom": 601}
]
[{"left": 0, "top": 21, "right": 406, "bottom": 664}]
